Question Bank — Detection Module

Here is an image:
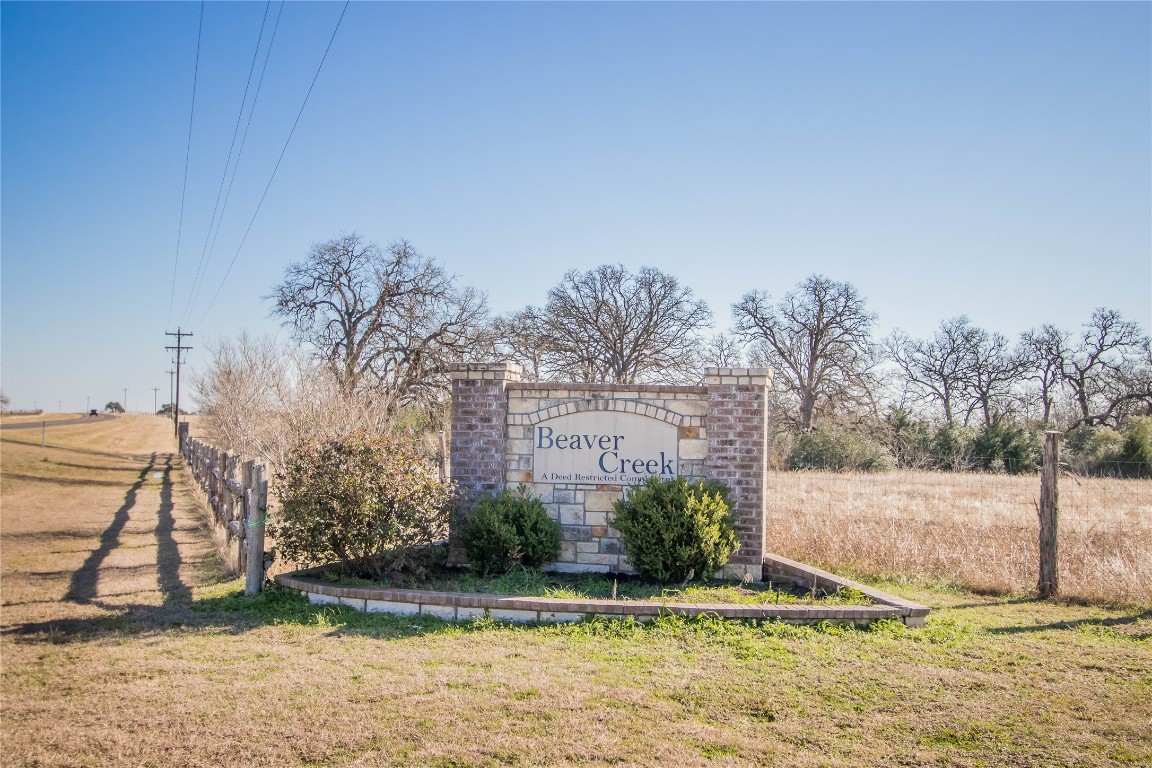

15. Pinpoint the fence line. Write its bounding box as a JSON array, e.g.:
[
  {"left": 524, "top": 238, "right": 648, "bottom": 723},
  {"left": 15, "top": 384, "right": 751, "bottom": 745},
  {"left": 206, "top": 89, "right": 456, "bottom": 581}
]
[
  {"left": 762, "top": 466, "right": 1150, "bottom": 605},
  {"left": 179, "top": 424, "right": 269, "bottom": 594}
]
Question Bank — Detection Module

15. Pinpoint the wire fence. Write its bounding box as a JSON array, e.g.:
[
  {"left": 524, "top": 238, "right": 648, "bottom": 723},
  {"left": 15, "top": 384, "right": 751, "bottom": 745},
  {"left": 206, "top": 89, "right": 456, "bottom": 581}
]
[{"left": 762, "top": 468, "right": 1151, "bottom": 606}]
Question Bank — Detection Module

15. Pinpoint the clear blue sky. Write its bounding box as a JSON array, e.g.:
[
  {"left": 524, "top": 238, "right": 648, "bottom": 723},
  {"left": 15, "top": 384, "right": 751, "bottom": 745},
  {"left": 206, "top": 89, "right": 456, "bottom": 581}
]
[{"left": 2, "top": 1, "right": 1149, "bottom": 413}]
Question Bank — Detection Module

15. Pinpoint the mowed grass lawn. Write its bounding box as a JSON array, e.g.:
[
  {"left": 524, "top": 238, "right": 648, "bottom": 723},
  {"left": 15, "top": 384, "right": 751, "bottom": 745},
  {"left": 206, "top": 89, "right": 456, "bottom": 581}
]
[{"left": 1, "top": 417, "right": 1149, "bottom": 767}]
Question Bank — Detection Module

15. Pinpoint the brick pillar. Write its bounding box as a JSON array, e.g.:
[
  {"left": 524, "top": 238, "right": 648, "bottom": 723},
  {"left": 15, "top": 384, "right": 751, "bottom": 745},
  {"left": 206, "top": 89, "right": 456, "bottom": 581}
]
[
  {"left": 447, "top": 362, "right": 522, "bottom": 563},
  {"left": 705, "top": 367, "right": 773, "bottom": 579}
]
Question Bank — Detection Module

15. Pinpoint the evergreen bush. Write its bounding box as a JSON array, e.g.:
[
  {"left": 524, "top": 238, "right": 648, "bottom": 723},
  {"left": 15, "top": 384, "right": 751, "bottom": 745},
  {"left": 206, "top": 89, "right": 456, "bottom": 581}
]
[
  {"left": 881, "top": 408, "right": 936, "bottom": 469},
  {"left": 463, "top": 486, "right": 561, "bottom": 575},
  {"left": 971, "top": 420, "right": 1040, "bottom": 474},
  {"left": 1116, "top": 417, "right": 1152, "bottom": 478},
  {"left": 930, "top": 422, "right": 974, "bottom": 471},
  {"left": 611, "top": 477, "right": 738, "bottom": 583},
  {"left": 787, "top": 423, "right": 893, "bottom": 471},
  {"left": 269, "top": 433, "right": 455, "bottom": 580}
]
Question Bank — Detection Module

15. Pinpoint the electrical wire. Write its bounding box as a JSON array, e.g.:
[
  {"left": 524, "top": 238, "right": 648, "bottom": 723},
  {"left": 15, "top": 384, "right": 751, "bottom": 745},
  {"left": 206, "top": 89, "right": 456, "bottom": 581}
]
[
  {"left": 165, "top": 1, "right": 205, "bottom": 331},
  {"left": 180, "top": 0, "right": 275, "bottom": 327},
  {"left": 200, "top": 1, "right": 285, "bottom": 303},
  {"left": 192, "top": 0, "right": 351, "bottom": 332}
]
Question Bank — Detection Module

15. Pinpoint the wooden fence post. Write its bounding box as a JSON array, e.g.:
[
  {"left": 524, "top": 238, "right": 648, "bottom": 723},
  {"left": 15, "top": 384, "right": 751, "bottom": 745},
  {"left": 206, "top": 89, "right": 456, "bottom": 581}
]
[
  {"left": 1038, "top": 430, "right": 1061, "bottom": 599},
  {"left": 216, "top": 450, "right": 228, "bottom": 524},
  {"left": 245, "top": 463, "right": 268, "bottom": 596},
  {"left": 239, "top": 460, "right": 254, "bottom": 575}
]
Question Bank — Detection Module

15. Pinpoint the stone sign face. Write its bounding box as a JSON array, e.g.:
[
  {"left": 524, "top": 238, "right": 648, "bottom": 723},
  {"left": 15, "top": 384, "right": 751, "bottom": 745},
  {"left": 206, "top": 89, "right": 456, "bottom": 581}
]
[{"left": 533, "top": 411, "right": 678, "bottom": 485}]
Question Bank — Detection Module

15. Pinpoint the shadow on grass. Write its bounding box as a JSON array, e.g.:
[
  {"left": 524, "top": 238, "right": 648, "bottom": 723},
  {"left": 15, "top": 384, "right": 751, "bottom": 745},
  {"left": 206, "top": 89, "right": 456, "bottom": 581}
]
[
  {"left": 942, "top": 596, "right": 1038, "bottom": 611},
  {"left": 0, "top": 435, "right": 161, "bottom": 464},
  {"left": 63, "top": 455, "right": 156, "bottom": 603},
  {"left": 985, "top": 609, "right": 1152, "bottom": 640},
  {"left": 0, "top": 451, "right": 205, "bottom": 644},
  {"left": 1, "top": 473, "right": 130, "bottom": 488},
  {"left": 4, "top": 580, "right": 875, "bottom": 647},
  {"left": 155, "top": 455, "right": 190, "bottom": 604},
  {"left": 3, "top": 584, "right": 497, "bottom": 644},
  {"left": 46, "top": 460, "right": 149, "bottom": 473}
]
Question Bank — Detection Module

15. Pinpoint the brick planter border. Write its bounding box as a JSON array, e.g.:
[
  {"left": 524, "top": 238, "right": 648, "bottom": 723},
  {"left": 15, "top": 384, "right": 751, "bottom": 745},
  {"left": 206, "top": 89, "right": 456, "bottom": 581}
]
[{"left": 275, "top": 555, "right": 930, "bottom": 627}]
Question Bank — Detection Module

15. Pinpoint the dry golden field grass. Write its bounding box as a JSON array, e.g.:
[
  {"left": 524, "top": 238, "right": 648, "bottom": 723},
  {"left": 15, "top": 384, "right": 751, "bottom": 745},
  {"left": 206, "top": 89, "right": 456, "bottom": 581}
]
[
  {"left": 1, "top": 417, "right": 1149, "bottom": 767},
  {"left": 764, "top": 470, "right": 1152, "bottom": 607}
]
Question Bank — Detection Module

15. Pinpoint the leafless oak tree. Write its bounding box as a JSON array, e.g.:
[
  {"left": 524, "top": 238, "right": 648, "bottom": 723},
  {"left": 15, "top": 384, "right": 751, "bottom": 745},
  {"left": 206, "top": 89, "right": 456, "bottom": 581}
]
[
  {"left": 885, "top": 317, "right": 974, "bottom": 425},
  {"left": 492, "top": 306, "right": 548, "bottom": 382},
  {"left": 886, "top": 316, "right": 1024, "bottom": 426},
  {"left": 959, "top": 326, "right": 1026, "bottom": 426},
  {"left": 268, "top": 234, "right": 491, "bottom": 415},
  {"left": 1019, "top": 324, "right": 1068, "bottom": 424},
  {"left": 503, "top": 264, "right": 712, "bottom": 384},
  {"left": 1022, "top": 308, "right": 1152, "bottom": 428},
  {"left": 733, "top": 275, "right": 878, "bottom": 431},
  {"left": 699, "top": 332, "right": 747, "bottom": 371}
]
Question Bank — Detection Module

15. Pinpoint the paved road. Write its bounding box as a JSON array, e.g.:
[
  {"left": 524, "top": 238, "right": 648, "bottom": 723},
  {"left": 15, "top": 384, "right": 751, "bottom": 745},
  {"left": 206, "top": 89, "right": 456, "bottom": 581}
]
[{"left": 0, "top": 414, "right": 117, "bottom": 430}]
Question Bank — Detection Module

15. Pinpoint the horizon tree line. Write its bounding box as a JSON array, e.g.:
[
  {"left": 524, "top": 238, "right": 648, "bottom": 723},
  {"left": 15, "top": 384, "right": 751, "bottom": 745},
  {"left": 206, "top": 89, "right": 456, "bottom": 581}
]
[{"left": 194, "top": 233, "right": 1152, "bottom": 470}]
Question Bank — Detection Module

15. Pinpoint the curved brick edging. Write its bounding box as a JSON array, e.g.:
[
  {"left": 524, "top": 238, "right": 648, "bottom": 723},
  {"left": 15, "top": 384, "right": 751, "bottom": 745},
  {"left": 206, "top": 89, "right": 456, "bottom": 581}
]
[{"left": 275, "top": 558, "right": 930, "bottom": 627}]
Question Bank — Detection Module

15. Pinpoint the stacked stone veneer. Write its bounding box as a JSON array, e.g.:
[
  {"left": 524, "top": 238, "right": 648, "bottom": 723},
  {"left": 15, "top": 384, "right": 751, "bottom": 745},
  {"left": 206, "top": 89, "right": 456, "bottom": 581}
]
[{"left": 448, "top": 363, "right": 773, "bottom": 578}]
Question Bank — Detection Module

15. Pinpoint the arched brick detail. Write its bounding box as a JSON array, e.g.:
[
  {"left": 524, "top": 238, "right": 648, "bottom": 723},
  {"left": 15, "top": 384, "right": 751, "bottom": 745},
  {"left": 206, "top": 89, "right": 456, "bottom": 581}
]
[{"left": 521, "top": 398, "right": 684, "bottom": 427}]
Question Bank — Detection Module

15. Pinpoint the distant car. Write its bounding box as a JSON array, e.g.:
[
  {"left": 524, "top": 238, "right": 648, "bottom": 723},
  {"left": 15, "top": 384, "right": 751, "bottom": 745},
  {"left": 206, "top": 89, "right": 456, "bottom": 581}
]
[{"left": 89, "top": 409, "right": 99, "bottom": 417}]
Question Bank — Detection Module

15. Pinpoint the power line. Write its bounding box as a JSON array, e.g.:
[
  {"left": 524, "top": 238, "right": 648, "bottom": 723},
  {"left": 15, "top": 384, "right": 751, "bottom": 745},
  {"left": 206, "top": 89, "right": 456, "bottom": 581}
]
[
  {"left": 181, "top": 1, "right": 276, "bottom": 326},
  {"left": 166, "top": 1, "right": 205, "bottom": 331},
  {"left": 189, "top": 0, "right": 285, "bottom": 325},
  {"left": 193, "top": 0, "right": 351, "bottom": 331}
]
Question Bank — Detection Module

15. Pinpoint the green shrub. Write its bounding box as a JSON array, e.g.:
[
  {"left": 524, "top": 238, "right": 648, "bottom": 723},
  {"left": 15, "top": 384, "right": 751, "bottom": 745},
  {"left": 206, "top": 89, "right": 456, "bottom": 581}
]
[
  {"left": 787, "top": 423, "right": 893, "bottom": 472},
  {"left": 971, "top": 420, "right": 1040, "bottom": 474},
  {"left": 1116, "top": 417, "right": 1152, "bottom": 478},
  {"left": 611, "top": 477, "right": 738, "bottom": 583},
  {"left": 881, "top": 408, "right": 936, "bottom": 469},
  {"left": 930, "top": 422, "right": 974, "bottom": 471},
  {"left": 463, "top": 486, "right": 561, "bottom": 575},
  {"left": 269, "top": 433, "right": 454, "bottom": 580},
  {"left": 1065, "top": 424, "right": 1106, "bottom": 459},
  {"left": 1064, "top": 425, "right": 1123, "bottom": 475}
]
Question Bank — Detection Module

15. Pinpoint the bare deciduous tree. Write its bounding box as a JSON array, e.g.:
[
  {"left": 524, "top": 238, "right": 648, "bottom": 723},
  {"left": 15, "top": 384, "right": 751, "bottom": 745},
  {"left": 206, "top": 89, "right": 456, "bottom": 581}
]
[
  {"left": 492, "top": 307, "right": 548, "bottom": 382},
  {"left": 733, "top": 275, "right": 877, "bottom": 431},
  {"left": 1046, "top": 308, "right": 1152, "bottom": 427},
  {"left": 886, "top": 316, "right": 983, "bottom": 425},
  {"left": 1019, "top": 324, "right": 1068, "bottom": 424},
  {"left": 699, "top": 332, "right": 747, "bottom": 371},
  {"left": 191, "top": 333, "right": 286, "bottom": 461},
  {"left": 961, "top": 326, "right": 1026, "bottom": 426},
  {"left": 505, "top": 264, "right": 712, "bottom": 384},
  {"left": 267, "top": 234, "right": 491, "bottom": 416}
]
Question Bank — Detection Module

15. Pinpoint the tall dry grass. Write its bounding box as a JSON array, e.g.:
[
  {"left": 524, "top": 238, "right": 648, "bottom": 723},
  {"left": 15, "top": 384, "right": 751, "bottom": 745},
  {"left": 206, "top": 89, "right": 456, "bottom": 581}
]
[{"left": 764, "top": 470, "right": 1151, "bottom": 606}]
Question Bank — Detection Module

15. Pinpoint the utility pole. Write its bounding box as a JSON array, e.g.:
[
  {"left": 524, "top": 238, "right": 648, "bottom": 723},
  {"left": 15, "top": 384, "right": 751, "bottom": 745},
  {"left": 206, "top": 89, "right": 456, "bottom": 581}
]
[
  {"left": 165, "top": 328, "right": 193, "bottom": 437},
  {"left": 123, "top": 388, "right": 128, "bottom": 413},
  {"left": 152, "top": 388, "right": 160, "bottom": 414},
  {"left": 166, "top": 368, "right": 175, "bottom": 414}
]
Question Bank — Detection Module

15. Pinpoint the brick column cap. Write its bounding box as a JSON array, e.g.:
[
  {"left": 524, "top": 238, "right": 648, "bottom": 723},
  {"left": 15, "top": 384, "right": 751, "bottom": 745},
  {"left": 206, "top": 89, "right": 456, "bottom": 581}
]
[
  {"left": 448, "top": 361, "right": 524, "bottom": 382},
  {"left": 704, "top": 367, "right": 773, "bottom": 386}
]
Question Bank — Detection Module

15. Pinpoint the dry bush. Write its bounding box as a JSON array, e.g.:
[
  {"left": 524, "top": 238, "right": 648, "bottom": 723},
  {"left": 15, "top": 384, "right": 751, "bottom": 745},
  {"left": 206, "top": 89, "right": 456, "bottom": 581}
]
[
  {"left": 765, "top": 470, "right": 1152, "bottom": 606},
  {"left": 191, "top": 333, "right": 400, "bottom": 469}
]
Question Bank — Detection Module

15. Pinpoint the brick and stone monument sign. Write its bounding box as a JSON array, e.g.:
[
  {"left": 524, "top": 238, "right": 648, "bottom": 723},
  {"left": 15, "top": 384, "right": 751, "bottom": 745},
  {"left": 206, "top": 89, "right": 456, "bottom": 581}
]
[{"left": 448, "top": 362, "right": 773, "bottom": 579}]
